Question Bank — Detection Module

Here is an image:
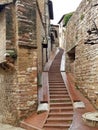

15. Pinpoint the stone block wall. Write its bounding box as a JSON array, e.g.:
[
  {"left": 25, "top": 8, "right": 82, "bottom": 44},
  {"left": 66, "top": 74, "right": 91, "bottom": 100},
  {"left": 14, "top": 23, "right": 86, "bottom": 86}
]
[
  {"left": 17, "top": 0, "right": 37, "bottom": 47},
  {"left": 17, "top": 47, "right": 37, "bottom": 119},
  {"left": 36, "top": 0, "right": 45, "bottom": 72},
  {"left": 65, "top": 0, "right": 98, "bottom": 107},
  {"left": 0, "top": 70, "right": 18, "bottom": 125},
  {"left": 0, "top": 4, "right": 18, "bottom": 125},
  {"left": 0, "top": 0, "right": 38, "bottom": 125},
  {"left": 16, "top": 0, "right": 38, "bottom": 119},
  {"left": 6, "top": 4, "right": 16, "bottom": 49},
  {"left": 0, "top": 10, "right": 6, "bottom": 63},
  {"left": 0, "top": 0, "right": 51, "bottom": 125}
]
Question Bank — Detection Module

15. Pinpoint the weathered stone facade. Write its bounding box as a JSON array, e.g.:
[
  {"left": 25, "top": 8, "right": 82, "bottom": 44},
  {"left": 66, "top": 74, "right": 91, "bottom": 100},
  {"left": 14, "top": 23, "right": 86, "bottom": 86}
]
[
  {"left": 65, "top": 0, "right": 98, "bottom": 108},
  {"left": 0, "top": 2, "right": 17, "bottom": 125},
  {"left": 50, "top": 24, "right": 59, "bottom": 50},
  {"left": 0, "top": 0, "right": 54, "bottom": 125},
  {"left": 0, "top": 69, "right": 17, "bottom": 125},
  {"left": 0, "top": 0, "right": 37, "bottom": 125},
  {"left": 36, "top": 0, "right": 45, "bottom": 72},
  {"left": 16, "top": 0, "right": 38, "bottom": 120},
  {"left": 0, "top": 9, "right": 6, "bottom": 63}
]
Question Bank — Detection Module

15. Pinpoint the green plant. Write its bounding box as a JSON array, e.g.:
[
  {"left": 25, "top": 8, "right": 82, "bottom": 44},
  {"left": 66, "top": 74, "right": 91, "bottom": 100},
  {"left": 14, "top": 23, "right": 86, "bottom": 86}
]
[
  {"left": 6, "top": 50, "right": 17, "bottom": 59},
  {"left": 64, "top": 12, "right": 73, "bottom": 26},
  {"left": 80, "top": 14, "right": 84, "bottom": 20}
]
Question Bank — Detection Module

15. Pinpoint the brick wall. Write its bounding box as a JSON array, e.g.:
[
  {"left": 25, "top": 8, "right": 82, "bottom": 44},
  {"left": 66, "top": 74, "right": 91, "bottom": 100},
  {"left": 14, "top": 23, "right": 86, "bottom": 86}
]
[{"left": 65, "top": 0, "right": 98, "bottom": 107}]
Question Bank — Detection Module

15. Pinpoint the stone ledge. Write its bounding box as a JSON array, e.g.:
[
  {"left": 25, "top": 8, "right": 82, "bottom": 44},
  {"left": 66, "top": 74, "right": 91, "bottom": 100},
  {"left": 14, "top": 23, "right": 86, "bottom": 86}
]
[{"left": 18, "top": 42, "right": 37, "bottom": 49}]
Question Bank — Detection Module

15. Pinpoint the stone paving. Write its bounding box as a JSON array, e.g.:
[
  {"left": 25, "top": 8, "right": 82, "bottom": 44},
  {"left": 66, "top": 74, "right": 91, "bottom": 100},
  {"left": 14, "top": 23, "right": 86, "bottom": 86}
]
[{"left": 0, "top": 123, "right": 25, "bottom": 130}]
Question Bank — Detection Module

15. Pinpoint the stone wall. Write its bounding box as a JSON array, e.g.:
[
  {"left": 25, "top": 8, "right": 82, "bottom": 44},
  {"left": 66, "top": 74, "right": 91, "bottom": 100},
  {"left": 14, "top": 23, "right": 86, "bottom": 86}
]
[
  {"left": 36, "top": 0, "right": 45, "bottom": 72},
  {"left": 6, "top": 4, "right": 16, "bottom": 49},
  {"left": 17, "top": 0, "right": 37, "bottom": 47},
  {"left": 0, "top": 0, "right": 38, "bottom": 125},
  {"left": 65, "top": 0, "right": 98, "bottom": 107},
  {"left": 0, "top": 0, "right": 51, "bottom": 125},
  {"left": 16, "top": 0, "right": 38, "bottom": 119},
  {"left": 0, "top": 4, "right": 18, "bottom": 125},
  {"left": 0, "top": 69, "right": 17, "bottom": 125},
  {"left": 0, "top": 10, "right": 6, "bottom": 63},
  {"left": 51, "top": 24, "right": 59, "bottom": 48}
]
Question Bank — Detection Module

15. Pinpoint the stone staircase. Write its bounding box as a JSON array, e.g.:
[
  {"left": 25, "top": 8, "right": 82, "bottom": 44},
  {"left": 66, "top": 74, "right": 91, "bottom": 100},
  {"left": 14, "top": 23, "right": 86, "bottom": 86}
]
[{"left": 43, "top": 49, "right": 73, "bottom": 130}]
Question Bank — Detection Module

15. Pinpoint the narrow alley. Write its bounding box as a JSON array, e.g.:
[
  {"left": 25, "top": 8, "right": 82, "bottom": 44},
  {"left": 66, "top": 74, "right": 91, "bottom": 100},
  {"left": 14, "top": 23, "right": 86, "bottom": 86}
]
[
  {"left": 21, "top": 48, "right": 98, "bottom": 130},
  {"left": 43, "top": 48, "right": 73, "bottom": 130},
  {"left": 0, "top": 0, "right": 98, "bottom": 130}
]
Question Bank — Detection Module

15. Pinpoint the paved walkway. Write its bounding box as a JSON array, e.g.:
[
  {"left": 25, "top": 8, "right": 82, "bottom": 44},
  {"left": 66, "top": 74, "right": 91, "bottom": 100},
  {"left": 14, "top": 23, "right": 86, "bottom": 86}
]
[
  {"left": 64, "top": 73, "right": 98, "bottom": 130},
  {"left": 20, "top": 48, "right": 98, "bottom": 130},
  {"left": 0, "top": 123, "right": 25, "bottom": 130}
]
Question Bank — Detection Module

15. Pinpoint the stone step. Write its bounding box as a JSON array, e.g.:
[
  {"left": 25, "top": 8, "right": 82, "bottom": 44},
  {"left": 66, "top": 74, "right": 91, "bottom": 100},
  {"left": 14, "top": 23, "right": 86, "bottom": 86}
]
[
  {"left": 50, "top": 102, "right": 73, "bottom": 107},
  {"left": 49, "top": 76, "right": 62, "bottom": 79},
  {"left": 49, "top": 81, "right": 64, "bottom": 83},
  {"left": 50, "top": 106, "right": 73, "bottom": 112},
  {"left": 49, "top": 78, "right": 63, "bottom": 81},
  {"left": 50, "top": 90, "right": 67, "bottom": 93},
  {"left": 48, "top": 112, "right": 73, "bottom": 118},
  {"left": 50, "top": 91, "right": 68, "bottom": 94},
  {"left": 50, "top": 66, "right": 60, "bottom": 68},
  {"left": 49, "top": 71, "right": 60, "bottom": 73},
  {"left": 46, "top": 117, "right": 72, "bottom": 124},
  {"left": 50, "top": 94, "right": 70, "bottom": 99},
  {"left": 49, "top": 80, "right": 63, "bottom": 82},
  {"left": 49, "top": 88, "right": 67, "bottom": 91},
  {"left": 49, "top": 83, "right": 65, "bottom": 85},
  {"left": 21, "top": 121, "right": 39, "bottom": 130},
  {"left": 49, "top": 67, "right": 60, "bottom": 69},
  {"left": 49, "top": 85, "right": 66, "bottom": 88},
  {"left": 43, "top": 50, "right": 73, "bottom": 129},
  {"left": 50, "top": 98, "right": 71, "bottom": 102},
  {"left": 44, "top": 123, "right": 71, "bottom": 130},
  {"left": 49, "top": 90, "right": 67, "bottom": 93},
  {"left": 50, "top": 64, "right": 60, "bottom": 66},
  {"left": 49, "top": 75, "right": 62, "bottom": 77},
  {"left": 50, "top": 87, "right": 68, "bottom": 91},
  {"left": 50, "top": 65, "right": 60, "bottom": 66}
]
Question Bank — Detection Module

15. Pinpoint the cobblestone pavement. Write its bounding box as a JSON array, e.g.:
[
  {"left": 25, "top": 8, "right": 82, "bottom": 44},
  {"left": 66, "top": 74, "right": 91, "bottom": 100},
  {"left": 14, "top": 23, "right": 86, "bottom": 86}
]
[{"left": 0, "top": 123, "right": 25, "bottom": 130}]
